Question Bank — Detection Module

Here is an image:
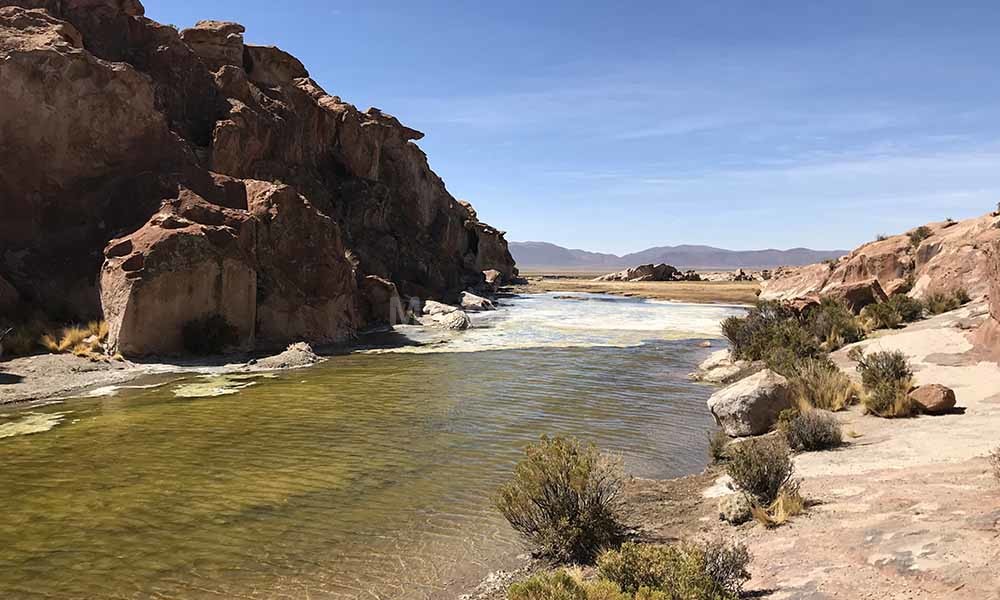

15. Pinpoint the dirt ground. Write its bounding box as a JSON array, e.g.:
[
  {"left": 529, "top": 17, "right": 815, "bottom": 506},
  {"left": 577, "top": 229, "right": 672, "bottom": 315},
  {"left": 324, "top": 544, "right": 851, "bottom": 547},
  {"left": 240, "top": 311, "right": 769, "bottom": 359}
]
[{"left": 515, "top": 271, "right": 761, "bottom": 304}]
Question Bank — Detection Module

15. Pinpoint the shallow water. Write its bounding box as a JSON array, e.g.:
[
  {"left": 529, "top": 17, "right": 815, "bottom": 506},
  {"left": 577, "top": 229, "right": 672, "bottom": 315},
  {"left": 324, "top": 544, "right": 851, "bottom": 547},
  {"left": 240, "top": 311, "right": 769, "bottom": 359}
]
[{"left": 0, "top": 294, "right": 742, "bottom": 599}]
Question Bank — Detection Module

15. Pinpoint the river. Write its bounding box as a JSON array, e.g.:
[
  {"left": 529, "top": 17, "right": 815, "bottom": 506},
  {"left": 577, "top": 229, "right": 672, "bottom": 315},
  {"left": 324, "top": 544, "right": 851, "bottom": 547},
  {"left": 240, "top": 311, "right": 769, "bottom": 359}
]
[{"left": 0, "top": 293, "right": 743, "bottom": 599}]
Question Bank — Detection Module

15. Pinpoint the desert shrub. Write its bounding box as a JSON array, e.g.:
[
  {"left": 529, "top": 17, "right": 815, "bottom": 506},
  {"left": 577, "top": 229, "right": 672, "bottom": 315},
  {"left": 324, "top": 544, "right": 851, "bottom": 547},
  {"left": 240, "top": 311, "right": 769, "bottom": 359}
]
[
  {"left": 707, "top": 429, "right": 730, "bottom": 463},
  {"left": 725, "top": 437, "right": 794, "bottom": 505},
  {"left": 908, "top": 226, "right": 932, "bottom": 248},
  {"left": 788, "top": 358, "right": 857, "bottom": 411},
  {"left": 508, "top": 570, "right": 587, "bottom": 600},
  {"left": 724, "top": 305, "right": 822, "bottom": 375},
  {"left": 855, "top": 350, "right": 912, "bottom": 390},
  {"left": 182, "top": 314, "right": 238, "bottom": 355},
  {"left": 875, "top": 234, "right": 888, "bottom": 242},
  {"left": 597, "top": 541, "right": 748, "bottom": 600},
  {"left": 495, "top": 436, "right": 626, "bottom": 564},
  {"left": 862, "top": 295, "right": 925, "bottom": 331},
  {"left": 863, "top": 380, "right": 918, "bottom": 418},
  {"left": 36, "top": 321, "right": 109, "bottom": 358},
  {"left": 803, "top": 298, "right": 862, "bottom": 350},
  {"left": 780, "top": 409, "right": 842, "bottom": 451},
  {"left": 923, "top": 288, "right": 970, "bottom": 315},
  {"left": 990, "top": 446, "right": 1000, "bottom": 483}
]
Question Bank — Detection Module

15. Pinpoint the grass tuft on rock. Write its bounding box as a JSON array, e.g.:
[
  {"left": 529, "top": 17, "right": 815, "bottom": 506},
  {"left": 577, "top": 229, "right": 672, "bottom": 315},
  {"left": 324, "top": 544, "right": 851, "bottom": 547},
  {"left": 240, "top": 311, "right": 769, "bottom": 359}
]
[
  {"left": 787, "top": 358, "right": 857, "bottom": 411},
  {"left": 855, "top": 350, "right": 918, "bottom": 417},
  {"left": 803, "top": 298, "right": 862, "bottom": 350},
  {"left": 908, "top": 226, "right": 932, "bottom": 248},
  {"left": 750, "top": 483, "right": 806, "bottom": 529},
  {"left": 862, "top": 295, "right": 924, "bottom": 331},
  {"left": 495, "top": 435, "right": 627, "bottom": 564},
  {"left": 923, "top": 288, "right": 971, "bottom": 315},
  {"left": 989, "top": 446, "right": 999, "bottom": 484}
]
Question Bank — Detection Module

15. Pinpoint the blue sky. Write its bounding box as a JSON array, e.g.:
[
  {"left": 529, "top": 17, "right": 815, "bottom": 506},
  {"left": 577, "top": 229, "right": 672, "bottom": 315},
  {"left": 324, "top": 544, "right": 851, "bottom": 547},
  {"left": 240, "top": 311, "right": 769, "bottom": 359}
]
[{"left": 144, "top": 1, "right": 1000, "bottom": 253}]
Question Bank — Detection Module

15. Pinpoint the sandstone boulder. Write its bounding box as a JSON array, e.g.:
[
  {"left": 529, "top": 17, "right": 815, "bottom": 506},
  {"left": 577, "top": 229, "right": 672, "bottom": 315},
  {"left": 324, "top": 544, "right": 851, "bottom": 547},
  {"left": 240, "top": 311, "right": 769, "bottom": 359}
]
[
  {"left": 908, "top": 384, "right": 956, "bottom": 415},
  {"left": 250, "top": 342, "right": 319, "bottom": 370},
  {"left": 100, "top": 189, "right": 257, "bottom": 356},
  {"left": 821, "top": 278, "right": 888, "bottom": 313},
  {"left": 358, "top": 276, "right": 402, "bottom": 326},
  {"left": 436, "top": 310, "right": 472, "bottom": 331},
  {"left": 423, "top": 301, "right": 460, "bottom": 316},
  {"left": 247, "top": 181, "right": 358, "bottom": 346},
  {"left": 707, "top": 370, "right": 793, "bottom": 437},
  {"left": 595, "top": 263, "right": 680, "bottom": 282},
  {"left": 460, "top": 291, "right": 496, "bottom": 312},
  {"left": 691, "top": 349, "right": 761, "bottom": 385},
  {"left": 180, "top": 20, "right": 245, "bottom": 72}
]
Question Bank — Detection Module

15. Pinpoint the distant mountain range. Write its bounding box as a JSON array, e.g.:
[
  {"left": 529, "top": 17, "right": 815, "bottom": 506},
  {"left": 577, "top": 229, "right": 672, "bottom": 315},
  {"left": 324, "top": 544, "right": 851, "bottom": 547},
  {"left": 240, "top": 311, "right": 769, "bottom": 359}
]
[{"left": 510, "top": 241, "right": 848, "bottom": 270}]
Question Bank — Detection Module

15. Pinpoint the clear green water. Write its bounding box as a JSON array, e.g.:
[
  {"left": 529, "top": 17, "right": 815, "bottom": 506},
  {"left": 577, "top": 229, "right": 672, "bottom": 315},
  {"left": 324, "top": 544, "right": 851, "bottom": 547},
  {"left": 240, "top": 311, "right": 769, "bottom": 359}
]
[{"left": 0, "top": 294, "right": 741, "bottom": 599}]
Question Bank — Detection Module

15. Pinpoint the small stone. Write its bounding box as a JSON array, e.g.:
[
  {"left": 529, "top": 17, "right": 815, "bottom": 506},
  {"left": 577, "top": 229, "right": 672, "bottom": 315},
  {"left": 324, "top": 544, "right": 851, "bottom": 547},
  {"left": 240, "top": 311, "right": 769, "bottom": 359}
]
[{"left": 908, "top": 384, "right": 956, "bottom": 414}]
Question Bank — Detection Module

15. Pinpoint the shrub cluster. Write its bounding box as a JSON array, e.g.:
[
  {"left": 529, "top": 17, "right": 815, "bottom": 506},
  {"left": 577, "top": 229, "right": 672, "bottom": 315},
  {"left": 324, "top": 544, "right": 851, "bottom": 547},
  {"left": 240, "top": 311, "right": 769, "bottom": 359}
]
[
  {"left": 862, "top": 295, "right": 924, "bottom": 330},
  {"left": 495, "top": 436, "right": 627, "bottom": 564},
  {"left": 508, "top": 540, "right": 751, "bottom": 600},
  {"left": 725, "top": 437, "right": 794, "bottom": 505},
  {"left": 182, "top": 314, "right": 239, "bottom": 355},
  {"left": 923, "top": 288, "right": 971, "bottom": 315},
  {"left": 779, "top": 409, "right": 842, "bottom": 452},
  {"left": 804, "top": 298, "right": 863, "bottom": 350},
  {"left": 854, "top": 350, "right": 918, "bottom": 418},
  {"left": 707, "top": 429, "right": 730, "bottom": 463}
]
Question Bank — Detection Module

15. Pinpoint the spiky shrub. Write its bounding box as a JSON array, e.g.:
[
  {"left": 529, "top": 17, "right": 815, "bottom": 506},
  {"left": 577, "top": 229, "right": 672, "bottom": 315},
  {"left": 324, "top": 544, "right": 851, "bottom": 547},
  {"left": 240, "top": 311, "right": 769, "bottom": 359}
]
[
  {"left": 597, "top": 541, "right": 749, "bottom": 600},
  {"left": 923, "top": 289, "right": 971, "bottom": 315},
  {"left": 707, "top": 429, "right": 730, "bottom": 463},
  {"left": 780, "top": 409, "right": 842, "bottom": 451},
  {"left": 908, "top": 226, "right": 932, "bottom": 248},
  {"left": 861, "top": 302, "right": 901, "bottom": 330},
  {"left": 803, "top": 298, "right": 862, "bottom": 350},
  {"left": 182, "top": 314, "right": 238, "bottom": 355},
  {"left": 788, "top": 358, "right": 857, "bottom": 411},
  {"left": 725, "top": 437, "right": 794, "bottom": 505},
  {"left": 750, "top": 483, "right": 805, "bottom": 528},
  {"left": 507, "top": 570, "right": 588, "bottom": 600},
  {"left": 990, "top": 446, "right": 1000, "bottom": 484},
  {"left": 855, "top": 350, "right": 917, "bottom": 418},
  {"left": 495, "top": 436, "right": 626, "bottom": 564}
]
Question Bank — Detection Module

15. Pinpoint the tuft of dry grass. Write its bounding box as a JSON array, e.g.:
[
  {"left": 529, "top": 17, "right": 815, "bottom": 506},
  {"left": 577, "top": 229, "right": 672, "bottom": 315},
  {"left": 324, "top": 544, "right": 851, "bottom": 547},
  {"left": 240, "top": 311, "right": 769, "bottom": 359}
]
[
  {"left": 990, "top": 446, "right": 1000, "bottom": 484},
  {"left": 41, "top": 321, "right": 109, "bottom": 358},
  {"left": 789, "top": 359, "right": 858, "bottom": 412},
  {"left": 750, "top": 483, "right": 806, "bottom": 529}
]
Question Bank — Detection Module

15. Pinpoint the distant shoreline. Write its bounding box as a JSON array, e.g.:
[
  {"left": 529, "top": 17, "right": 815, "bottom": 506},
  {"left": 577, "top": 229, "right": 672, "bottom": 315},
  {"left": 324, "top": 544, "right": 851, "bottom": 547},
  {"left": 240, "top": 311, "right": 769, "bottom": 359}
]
[{"left": 514, "top": 272, "right": 761, "bottom": 305}]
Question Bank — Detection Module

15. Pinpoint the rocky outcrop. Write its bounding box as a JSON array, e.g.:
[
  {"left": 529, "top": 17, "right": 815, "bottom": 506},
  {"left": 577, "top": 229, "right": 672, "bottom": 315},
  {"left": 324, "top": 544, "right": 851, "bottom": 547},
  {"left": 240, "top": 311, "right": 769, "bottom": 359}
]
[
  {"left": 0, "top": 3, "right": 516, "bottom": 355},
  {"left": 762, "top": 215, "right": 1000, "bottom": 305},
  {"left": 690, "top": 349, "right": 761, "bottom": 385},
  {"left": 908, "top": 384, "right": 956, "bottom": 415},
  {"left": 460, "top": 291, "right": 495, "bottom": 312},
  {"left": 595, "top": 263, "right": 681, "bottom": 282},
  {"left": 707, "top": 369, "right": 793, "bottom": 437}
]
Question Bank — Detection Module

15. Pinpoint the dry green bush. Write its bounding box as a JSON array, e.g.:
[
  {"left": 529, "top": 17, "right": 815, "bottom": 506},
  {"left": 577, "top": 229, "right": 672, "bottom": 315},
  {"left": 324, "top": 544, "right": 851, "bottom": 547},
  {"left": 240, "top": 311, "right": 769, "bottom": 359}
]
[
  {"left": 725, "top": 437, "right": 794, "bottom": 505},
  {"left": 721, "top": 301, "right": 822, "bottom": 374},
  {"left": 863, "top": 380, "right": 918, "bottom": 418},
  {"left": 908, "top": 226, "right": 932, "bottom": 248},
  {"left": 496, "top": 436, "right": 626, "bottom": 564},
  {"left": 780, "top": 409, "right": 842, "bottom": 451},
  {"left": 788, "top": 358, "right": 857, "bottom": 411},
  {"left": 862, "top": 295, "right": 925, "bottom": 331},
  {"left": 923, "top": 289, "right": 971, "bottom": 315},
  {"left": 803, "top": 298, "right": 862, "bottom": 350},
  {"left": 597, "top": 541, "right": 749, "bottom": 600},
  {"left": 855, "top": 350, "right": 917, "bottom": 418},
  {"left": 989, "top": 446, "right": 999, "bottom": 484},
  {"left": 855, "top": 350, "right": 912, "bottom": 390}
]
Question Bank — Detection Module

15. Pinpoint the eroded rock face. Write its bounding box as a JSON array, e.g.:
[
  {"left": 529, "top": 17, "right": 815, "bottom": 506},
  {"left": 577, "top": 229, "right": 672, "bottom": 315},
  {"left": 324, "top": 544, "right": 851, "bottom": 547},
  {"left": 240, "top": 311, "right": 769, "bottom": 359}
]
[
  {"left": 2, "top": 3, "right": 516, "bottom": 355},
  {"left": 595, "top": 263, "right": 680, "bottom": 282},
  {"left": 762, "top": 215, "right": 1000, "bottom": 305},
  {"left": 101, "top": 188, "right": 258, "bottom": 356},
  {"left": 707, "top": 369, "right": 793, "bottom": 437}
]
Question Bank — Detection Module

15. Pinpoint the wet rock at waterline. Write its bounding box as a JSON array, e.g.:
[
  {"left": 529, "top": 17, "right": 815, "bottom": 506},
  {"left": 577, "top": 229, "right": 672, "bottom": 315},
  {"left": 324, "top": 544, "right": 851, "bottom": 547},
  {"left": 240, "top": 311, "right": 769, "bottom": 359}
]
[
  {"left": 690, "top": 349, "right": 762, "bottom": 385},
  {"left": 460, "top": 291, "right": 496, "bottom": 312},
  {"left": 248, "top": 342, "right": 321, "bottom": 370},
  {"left": 422, "top": 309, "right": 473, "bottom": 330},
  {"left": 707, "top": 369, "right": 793, "bottom": 437}
]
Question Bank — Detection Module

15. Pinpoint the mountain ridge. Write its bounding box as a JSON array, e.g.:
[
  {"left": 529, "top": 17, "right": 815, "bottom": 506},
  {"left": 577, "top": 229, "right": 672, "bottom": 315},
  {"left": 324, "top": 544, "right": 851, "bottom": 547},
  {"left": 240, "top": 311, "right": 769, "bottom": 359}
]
[{"left": 511, "top": 241, "right": 848, "bottom": 270}]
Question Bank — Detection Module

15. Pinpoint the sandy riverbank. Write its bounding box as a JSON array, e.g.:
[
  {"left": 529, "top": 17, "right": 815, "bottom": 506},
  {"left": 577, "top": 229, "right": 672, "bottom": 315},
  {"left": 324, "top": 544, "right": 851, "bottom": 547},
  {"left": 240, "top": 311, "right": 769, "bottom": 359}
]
[
  {"left": 468, "top": 301, "right": 1000, "bottom": 599},
  {"left": 515, "top": 271, "right": 761, "bottom": 304}
]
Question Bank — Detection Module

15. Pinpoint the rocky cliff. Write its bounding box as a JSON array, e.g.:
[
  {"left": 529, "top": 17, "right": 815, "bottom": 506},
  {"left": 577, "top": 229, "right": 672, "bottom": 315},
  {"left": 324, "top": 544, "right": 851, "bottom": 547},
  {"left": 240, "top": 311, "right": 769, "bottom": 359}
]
[{"left": 0, "top": 2, "right": 516, "bottom": 354}]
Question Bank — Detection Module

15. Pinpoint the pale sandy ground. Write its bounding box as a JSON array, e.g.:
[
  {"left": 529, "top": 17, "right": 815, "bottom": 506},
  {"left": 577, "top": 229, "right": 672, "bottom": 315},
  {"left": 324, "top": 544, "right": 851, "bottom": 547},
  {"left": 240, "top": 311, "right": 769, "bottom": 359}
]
[
  {"left": 713, "top": 302, "right": 1000, "bottom": 599},
  {"left": 515, "top": 271, "right": 761, "bottom": 304}
]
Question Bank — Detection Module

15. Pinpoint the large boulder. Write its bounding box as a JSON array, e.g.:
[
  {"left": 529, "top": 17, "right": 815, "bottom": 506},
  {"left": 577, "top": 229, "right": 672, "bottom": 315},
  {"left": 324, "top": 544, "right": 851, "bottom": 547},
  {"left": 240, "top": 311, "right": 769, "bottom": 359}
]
[
  {"left": 358, "top": 275, "right": 402, "bottom": 326},
  {"left": 691, "top": 350, "right": 761, "bottom": 385},
  {"left": 100, "top": 189, "right": 258, "bottom": 356},
  {"left": 821, "top": 278, "right": 888, "bottom": 313},
  {"left": 707, "top": 370, "right": 793, "bottom": 437},
  {"left": 595, "top": 263, "right": 680, "bottom": 282},
  {"left": 179, "top": 20, "right": 245, "bottom": 72},
  {"left": 460, "top": 291, "right": 496, "bottom": 312},
  {"left": 247, "top": 181, "right": 358, "bottom": 347},
  {"left": 908, "top": 384, "right": 956, "bottom": 415}
]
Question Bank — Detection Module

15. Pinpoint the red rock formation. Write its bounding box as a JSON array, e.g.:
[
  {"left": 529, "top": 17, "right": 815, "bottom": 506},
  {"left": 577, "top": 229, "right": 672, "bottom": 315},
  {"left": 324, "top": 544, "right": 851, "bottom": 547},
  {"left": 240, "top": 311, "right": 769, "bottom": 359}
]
[
  {"left": 762, "top": 214, "right": 1000, "bottom": 306},
  {"left": 0, "top": 3, "right": 516, "bottom": 355}
]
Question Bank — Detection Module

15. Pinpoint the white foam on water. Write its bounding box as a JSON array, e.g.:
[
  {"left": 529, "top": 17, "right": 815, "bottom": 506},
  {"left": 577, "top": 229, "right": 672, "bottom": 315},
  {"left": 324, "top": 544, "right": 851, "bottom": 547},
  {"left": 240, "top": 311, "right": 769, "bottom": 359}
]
[
  {"left": 0, "top": 411, "right": 68, "bottom": 439},
  {"left": 84, "top": 381, "right": 172, "bottom": 398},
  {"left": 172, "top": 373, "right": 276, "bottom": 398},
  {"left": 367, "top": 293, "right": 744, "bottom": 355}
]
